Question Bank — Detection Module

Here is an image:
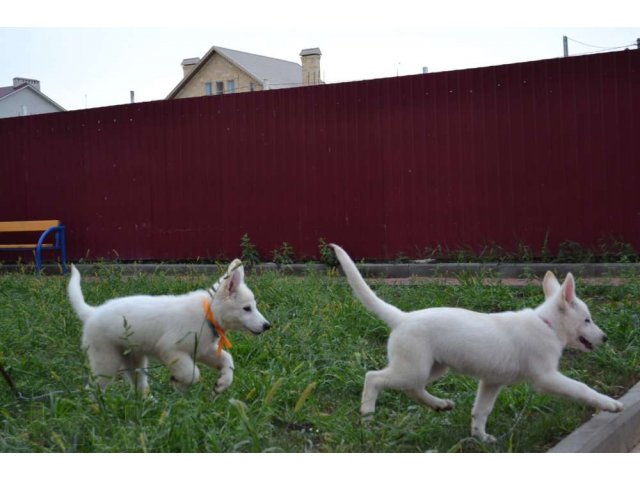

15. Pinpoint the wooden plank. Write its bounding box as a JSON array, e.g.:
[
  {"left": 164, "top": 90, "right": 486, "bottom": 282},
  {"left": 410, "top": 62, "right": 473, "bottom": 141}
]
[
  {"left": 0, "top": 244, "right": 53, "bottom": 249},
  {"left": 0, "top": 220, "right": 60, "bottom": 233}
]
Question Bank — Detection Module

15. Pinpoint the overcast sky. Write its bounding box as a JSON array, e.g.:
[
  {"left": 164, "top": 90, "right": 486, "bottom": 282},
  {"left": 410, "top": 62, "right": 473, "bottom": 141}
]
[{"left": 1, "top": 1, "right": 638, "bottom": 111}]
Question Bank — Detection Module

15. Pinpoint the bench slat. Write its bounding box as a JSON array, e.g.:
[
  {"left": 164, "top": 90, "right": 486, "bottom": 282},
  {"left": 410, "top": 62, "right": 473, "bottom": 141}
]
[
  {"left": 0, "top": 244, "right": 54, "bottom": 249},
  {"left": 0, "top": 220, "right": 61, "bottom": 233}
]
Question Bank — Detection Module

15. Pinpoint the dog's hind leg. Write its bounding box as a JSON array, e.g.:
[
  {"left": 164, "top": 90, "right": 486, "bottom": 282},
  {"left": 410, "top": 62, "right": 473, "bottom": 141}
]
[
  {"left": 405, "top": 388, "right": 456, "bottom": 411},
  {"left": 122, "top": 354, "right": 150, "bottom": 396},
  {"left": 362, "top": 339, "right": 450, "bottom": 417},
  {"left": 162, "top": 351, "right": 201, "bottom": 391},
  {"left": 86, "top": 343, "right": 123, "bottom": 391},
  {"left": 404, "top": 363, "right": 455, "bottom": 411},
  {"left": 361, "top": 365, "right": 449, "bottom": 417},
  {"left": 361, "top": 368, "right": 393, "bottom": 417},
  {"left": 471, "top": 381, "right": 503, "bottom": 443},
  {"left": 405, "top": 388, "right": 455, "bottom": 411}
]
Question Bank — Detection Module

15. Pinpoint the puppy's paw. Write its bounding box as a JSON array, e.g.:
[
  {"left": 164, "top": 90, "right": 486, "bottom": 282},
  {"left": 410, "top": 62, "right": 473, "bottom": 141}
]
[
  {"left": 601, "top": 399, "right": 624, "bottom": 413},
  {"left": 472, "top": 431, "right": 497, "bottom": 443},
  {"left": 170, "top": 376, "right": 190, "bottom": 392},
  {"left": 471, "top": 423, "right": 497, "bottom": 443},
  {"left": 213, "top": 384, "right": 228, "bottom": 395},
  {"left": 214, "top": 377, "right": 232, "bottom": 395},
  {"left": 434, "top": 399, "right": 455, "bottom": 411},
  {"left": 360, "top": 411, "right": 375, "bottom": 424},
  {"left": 481, "top": 433, "right": 497, "bottom": 444}
]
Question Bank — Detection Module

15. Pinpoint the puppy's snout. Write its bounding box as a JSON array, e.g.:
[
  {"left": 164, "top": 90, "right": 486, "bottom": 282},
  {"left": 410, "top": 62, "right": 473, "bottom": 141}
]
[
  {"left": 602, "top": 334, "right": 608, "bottom": 343},
  {"left": 262, "top": 323, "right": 271, "bottom": 332}
]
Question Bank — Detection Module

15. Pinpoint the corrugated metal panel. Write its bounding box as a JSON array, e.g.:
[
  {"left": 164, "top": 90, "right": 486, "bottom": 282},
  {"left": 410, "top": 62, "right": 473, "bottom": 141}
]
[{"left": 0, "top": 50, "right": 638, "bottom": 261}]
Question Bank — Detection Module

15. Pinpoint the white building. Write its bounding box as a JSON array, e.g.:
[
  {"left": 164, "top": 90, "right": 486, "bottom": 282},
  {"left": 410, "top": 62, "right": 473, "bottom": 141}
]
[{"left": 0, "top": 78, "right": 65, "bottom": 119}]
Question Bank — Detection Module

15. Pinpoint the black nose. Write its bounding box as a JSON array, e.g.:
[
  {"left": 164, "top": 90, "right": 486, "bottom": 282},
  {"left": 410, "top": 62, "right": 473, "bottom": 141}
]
[
  {"left": 602, "top": 335, "right": 608, "bottom": 343},
  {"left": 263, "top": 323, "right": 271, "bottom": 331}
]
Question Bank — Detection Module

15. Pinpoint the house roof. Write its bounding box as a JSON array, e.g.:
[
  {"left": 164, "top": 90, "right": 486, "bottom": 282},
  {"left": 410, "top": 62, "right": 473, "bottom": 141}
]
[
  {"left": 0, "top": 82, "right": 66, "bottom": 112},
  {"left": 0, "top": 85, "right": 19, "bottom": 99},
  {"left": 166, "top": 46, "right": 302, "bottom": 99}
]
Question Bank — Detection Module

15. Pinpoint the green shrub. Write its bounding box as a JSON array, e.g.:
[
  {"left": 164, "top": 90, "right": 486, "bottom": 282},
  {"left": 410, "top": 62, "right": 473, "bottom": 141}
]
[
  {"left": 240, "top": 234, "right": 261, "bottom": 266},
  {"left": 272, "top": 242, "right": 295, "bottom": 265},
  {"left": 318, "top": 238, "right": 339, "bottom": 267}
]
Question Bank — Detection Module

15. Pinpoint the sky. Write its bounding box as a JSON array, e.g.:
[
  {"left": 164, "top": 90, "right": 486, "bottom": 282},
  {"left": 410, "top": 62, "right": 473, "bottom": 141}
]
[{"left": 1, "top": 1, "right": 638, "bottom": 112}]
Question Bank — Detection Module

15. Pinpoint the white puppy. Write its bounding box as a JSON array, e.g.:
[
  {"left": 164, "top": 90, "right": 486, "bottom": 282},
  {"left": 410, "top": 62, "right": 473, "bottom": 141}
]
[
  {"left": 331, "top": 244, "right": 623, "bottom": 442},
  {"left": 68, "top": 260, "right": 270, "bottom": 395}
]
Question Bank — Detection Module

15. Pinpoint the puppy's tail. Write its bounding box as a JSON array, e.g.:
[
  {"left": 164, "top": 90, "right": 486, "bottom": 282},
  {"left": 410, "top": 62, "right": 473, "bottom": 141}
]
[
  {"left": 67, "top": 264, "right": 95, "bottom": 324},
  {"left": 331, "top": 244, "right": 405, "bottom": 330}
]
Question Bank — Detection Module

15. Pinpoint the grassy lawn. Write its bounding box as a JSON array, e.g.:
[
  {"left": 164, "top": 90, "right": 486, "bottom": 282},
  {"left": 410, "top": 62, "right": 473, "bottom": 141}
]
[{"left": 1, "top": 266, "right": 639, "bottom": 452}]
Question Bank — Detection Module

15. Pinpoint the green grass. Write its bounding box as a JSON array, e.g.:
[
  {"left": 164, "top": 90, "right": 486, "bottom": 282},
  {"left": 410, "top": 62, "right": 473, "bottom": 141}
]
[{"left": 1, "top": 267, "right": 639, "bottom": 452}]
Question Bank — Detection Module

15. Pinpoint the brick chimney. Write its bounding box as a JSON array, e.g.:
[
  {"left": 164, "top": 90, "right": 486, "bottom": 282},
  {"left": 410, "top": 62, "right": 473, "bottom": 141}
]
[
  {"left": 13, "top": 77, "right": 40, "bottom": 91},
  {"left": 181, "top": 58, "right": 200, "bottom": 78},
  {"left": 300, "top": 48, "right": 322, "bottom": 86}
]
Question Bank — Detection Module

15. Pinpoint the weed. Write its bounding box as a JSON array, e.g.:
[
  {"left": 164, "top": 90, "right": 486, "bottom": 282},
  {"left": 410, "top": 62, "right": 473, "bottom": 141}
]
[
  {"left": 597, "top": 236, "right": 638, "bottom": 263},
  {"left": 394, "top": 252, "right": 411, "bottom": 264},
  {"left": 478, "top": 241, "right": 511, "bottom": 263},
  {"left": 422, "top": 244, "right": 448, "bottom": 261},
  {"left": 453, "top": 244, "right": 477, "bottom": 263},
  {"left": 540, "top": 230, "right": 552, "bottom": 263},
  {"left": 240, "top": 234, "right": 261, "bottom": 266},
  {"left": 318, "top": 238, "right": 339, "bottom": 267},
  {"left": 272, "top": 242, "right": 295, "bottom": 265},
  {"left": 556, "top": 240, "right": 594, "bottom": 263},
  {"left": 515, "top": 241, "right": 534, "bottom": 263}
]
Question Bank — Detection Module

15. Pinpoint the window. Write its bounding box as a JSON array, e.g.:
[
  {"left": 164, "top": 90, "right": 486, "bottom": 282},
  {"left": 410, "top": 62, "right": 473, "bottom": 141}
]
[
  {"left": 216, "top": 82, "right": 224, "bottom": 95},
  {"left": 226, "top": 80, "right": 236, "bottom": 94},
  {"left": 204, "top": 82, "right": 213, "bottom": 95},
  {"left": 250, "top": 82, "right": 255, "bottom": 92}
]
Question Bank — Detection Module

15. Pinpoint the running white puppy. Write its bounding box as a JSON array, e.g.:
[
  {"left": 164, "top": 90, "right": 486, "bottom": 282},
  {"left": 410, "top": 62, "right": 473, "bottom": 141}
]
[
  {"left": 331, "top": 244, "right": 623, "bottom": 442},
  {"left": 68, "top": 260, "right": 270, "bottom": 395}
]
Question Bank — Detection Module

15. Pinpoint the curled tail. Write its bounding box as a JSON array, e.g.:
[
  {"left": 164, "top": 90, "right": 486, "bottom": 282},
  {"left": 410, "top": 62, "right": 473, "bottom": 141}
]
[
  {"left": 331, "top": 244, "right": 405, "bottom": 329},
  {"left": 67, "top": 264, "right": 95, "bottom": 323}
]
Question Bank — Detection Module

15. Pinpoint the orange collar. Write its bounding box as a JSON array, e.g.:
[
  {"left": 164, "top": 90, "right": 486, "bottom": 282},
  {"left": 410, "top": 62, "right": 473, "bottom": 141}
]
[{"left": 202, "top": 298, "right": 232, "bottom": 357}]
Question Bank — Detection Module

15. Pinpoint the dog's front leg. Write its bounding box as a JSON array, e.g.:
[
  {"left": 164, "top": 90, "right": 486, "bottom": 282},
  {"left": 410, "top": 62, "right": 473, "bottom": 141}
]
[
  {"left": 534, "top": 372, "right": 624, "bottom": 412},
  {"left": 471, "top": 382, "right": 503, "bottom": 443},
  {"left": 200, "top": 350, "right": 235, "bottom": 394}
]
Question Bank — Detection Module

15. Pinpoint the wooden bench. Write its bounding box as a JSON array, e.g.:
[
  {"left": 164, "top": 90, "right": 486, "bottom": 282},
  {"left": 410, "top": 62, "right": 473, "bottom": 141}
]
[{"left": 0, "top": 220, "right": 68, "bottom": 274}]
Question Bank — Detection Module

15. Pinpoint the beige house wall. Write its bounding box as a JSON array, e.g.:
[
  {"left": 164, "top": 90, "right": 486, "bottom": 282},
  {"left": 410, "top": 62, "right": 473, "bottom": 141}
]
[{"left": 174, "top": 54, "right": 263, "bottom": 99}]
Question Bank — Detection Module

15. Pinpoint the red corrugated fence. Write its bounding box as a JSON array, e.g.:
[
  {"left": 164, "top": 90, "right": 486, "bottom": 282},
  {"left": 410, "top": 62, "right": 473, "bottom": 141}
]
[{"left": 1, "top": 49, "right": 638, "bottom": 261}]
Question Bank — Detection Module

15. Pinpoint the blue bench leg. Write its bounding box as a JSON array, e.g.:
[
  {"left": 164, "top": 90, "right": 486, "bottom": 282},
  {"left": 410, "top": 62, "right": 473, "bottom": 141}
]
[
  {"left": 35, "top": 244, "right": 42, "bottom": 275},
  {"left": 33, "top": 225, "right": 68, "bottom": 275},
  {"left": 60, "top": 228, "right": 68, "bottom": 274}
]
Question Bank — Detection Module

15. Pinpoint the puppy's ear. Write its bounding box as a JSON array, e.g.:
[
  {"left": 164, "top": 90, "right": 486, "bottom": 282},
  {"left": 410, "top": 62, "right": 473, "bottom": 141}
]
[
  {"left": 561, "top": 273, "right": 576, "bottom": 305},
  {"left": 542, "top": 271, "right": 561, "bottom": 299},
  {"left": 225, "top": 266, "right": 245, "bottom": 295},
  {"left": 227, "top": 259, "right": 243, "bottom": 274}
]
